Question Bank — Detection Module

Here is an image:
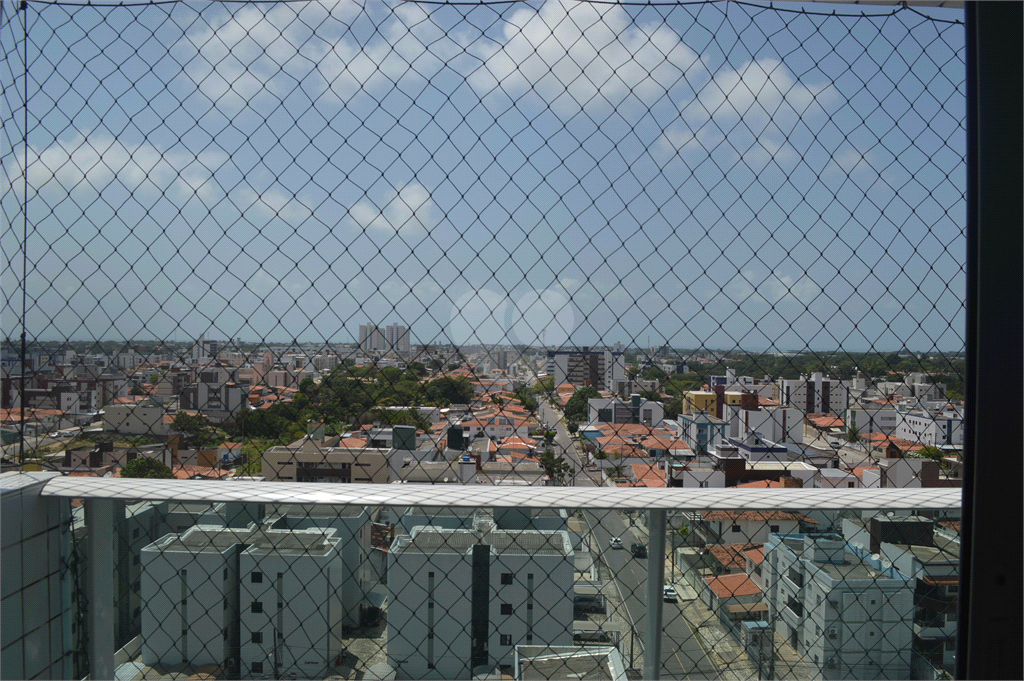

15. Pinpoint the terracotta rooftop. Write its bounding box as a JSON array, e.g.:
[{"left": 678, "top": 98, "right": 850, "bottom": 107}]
[
  {"left": 704, "top": 573, "right": 762, "bottom": 599},
  {"left": 707, "top": 543, "right": 764, "bottom": 571},
  {"left": 703, "top": 510, "right": 817, "bottom": 524}
]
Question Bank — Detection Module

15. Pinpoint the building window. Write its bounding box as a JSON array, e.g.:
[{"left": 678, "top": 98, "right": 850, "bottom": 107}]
[
  {"left": 731, "top": 524, "right": 741, "bottom": 533},
  {"left": 699, "top": 480, "right": 709, "bottom": 488},
  {"left": 526, "top": 634, "right": 533, "bottom": 643},
  {"left": 501, "top": 573, "right": 514, "bottom": 585},
  {"left": 501, "top": 603, "right": 513, "bottom": 615},
  {"left": 223, "top": 568, "right": 228, "bottom": 580},
  {"left": 500, "top": 634, "right": 512, "bottom": 646},
  {"left": 132, "top": 528, "right": 140, "bottom": 539},
  {"left": 252, "top": 632, "right": 263, "bottom": 643},
  {"left": 251, "top": 572, "right": 263, "bottom": 583},
  {"left": 251, "top": 602, "right": 263, "bottom": 613},
  {"left": 770, "top": 525, "right": 780, "bottom": 533},
  {"left": 251, "top": 662, "right": 263, "bottom": 674}
]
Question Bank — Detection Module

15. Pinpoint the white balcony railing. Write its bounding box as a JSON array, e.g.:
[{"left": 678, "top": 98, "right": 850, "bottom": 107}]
[{"left": 25, "top": 476, "right": 959, "bottom": 680}]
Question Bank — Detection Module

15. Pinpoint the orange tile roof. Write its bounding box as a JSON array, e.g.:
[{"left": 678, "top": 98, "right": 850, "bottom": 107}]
[
  {"left": 734, "top": 479, "right": 784, "bottom": 489},
  {"left": 806, "top": 413, "right": 844, "bottom": 429},
  {"left": 614, "top": 463, "right": 664, "bottom": 488},
  {"left": 743, "top": 546, "right": 765, "bottom": 565},
  {"left": 707, "top": 543, "right": 764, "bottom": 570},
  {"left": 703, "top": 510, "right": 817, "bottom": 524},
  {"left": 172, "top": 465, "right": 231, "bottom": 480},
  {"left": 704, "top": 573, "right": 762, "bottom": 599}
]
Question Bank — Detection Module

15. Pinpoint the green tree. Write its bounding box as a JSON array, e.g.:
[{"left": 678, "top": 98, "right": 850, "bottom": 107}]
[
  {"left": 149, "top": 373, "right": 160, "bottom": 384},
  {"left": 539, "top": 448, "right": 572, "bottom": 485},
  {"left": 172, "top": 412, "right": 215, "bottom": 449},
  {"left": 563, "top": 386, "right": 600, "bottom": 421},
  {"left": 129, "top": 386, "right": 144, "bottom": 396},
  {"left": 917, "top": 446, "right": 945, "bottom": 462},
  {"left": 406, "top": 362, "right": 428, "bottom": 380},
  {"left": 121, "top": 457, "right": 175, "bottom": 479}
]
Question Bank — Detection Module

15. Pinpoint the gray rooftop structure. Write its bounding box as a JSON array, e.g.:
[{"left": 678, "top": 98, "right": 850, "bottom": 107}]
[
  {"left": 514, "top": 645, "right": 626, "bottom": 681},
  {"left": 145, "top": 525, "right": 338, "bottom": 556},
  {"left": 392, "top": 527, "right": 572, "bottom": 557}
]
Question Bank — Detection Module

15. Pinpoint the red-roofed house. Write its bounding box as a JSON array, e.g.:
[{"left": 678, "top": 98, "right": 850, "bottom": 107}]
[
  {"left": 702, "top": 573, "right": 763, "bottom": 612},
  {"left": 613, "top": 463, "right": 666, "bottom": 488}
]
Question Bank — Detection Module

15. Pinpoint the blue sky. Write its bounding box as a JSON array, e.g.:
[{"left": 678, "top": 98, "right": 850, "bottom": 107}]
[{"left": 1, "top": 0, "right": 966, "bottom": 352}]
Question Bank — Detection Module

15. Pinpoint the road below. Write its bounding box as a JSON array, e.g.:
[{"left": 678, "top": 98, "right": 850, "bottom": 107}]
[{"left": 585, "top": 508, "right": 721, "bottom": 679}]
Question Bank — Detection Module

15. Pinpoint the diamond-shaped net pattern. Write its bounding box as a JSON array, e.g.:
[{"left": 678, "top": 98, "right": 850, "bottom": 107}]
[{"left": 1, "top": 0, "right": 964, "bottom": 679}]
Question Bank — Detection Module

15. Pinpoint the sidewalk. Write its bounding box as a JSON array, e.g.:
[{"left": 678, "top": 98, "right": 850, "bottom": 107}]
[{"left": 665, "top": 560, "right": 816, "bottom": 680}]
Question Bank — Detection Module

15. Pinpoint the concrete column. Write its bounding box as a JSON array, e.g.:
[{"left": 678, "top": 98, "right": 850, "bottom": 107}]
[
  {"left": 85, "top": 498, "right": 115, "bottom": 681},
  {"left": 644, "top": 509, "right": 666, "bottom": 680}
]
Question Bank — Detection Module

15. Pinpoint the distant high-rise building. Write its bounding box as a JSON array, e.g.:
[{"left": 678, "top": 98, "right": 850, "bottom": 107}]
[
  {"left": 386, "top": 324, "right": 410, "bottom": 354},
  {"left": 547, "top": 348, "right": 625, "bottom": 389},
  {"left": 359, "top": 324, "right": 386, "bottom": 353}
]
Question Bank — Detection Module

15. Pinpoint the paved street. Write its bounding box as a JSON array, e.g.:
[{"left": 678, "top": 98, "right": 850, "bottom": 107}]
[{"left": 585, "top": 508, "right": 721, "bottom": 679}]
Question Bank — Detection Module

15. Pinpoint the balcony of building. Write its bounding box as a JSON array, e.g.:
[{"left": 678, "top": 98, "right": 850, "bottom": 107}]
[{"left": 2, "top": 471, "right": 964, "bottom": 680}]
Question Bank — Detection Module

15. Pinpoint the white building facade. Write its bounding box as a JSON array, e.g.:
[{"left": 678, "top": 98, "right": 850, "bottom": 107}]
[
  {"left": 763, "top": 533, "right": 913, "bottom": 680},
  {"left": 388, "top": 525, "right": 575, "bottom": 679}
]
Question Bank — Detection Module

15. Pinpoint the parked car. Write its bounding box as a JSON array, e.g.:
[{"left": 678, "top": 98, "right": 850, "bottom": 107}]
[
  {"left": 609, "top": 537, "right": 623, "bottom": 549},
  {"left": 663, "top": 585, "right": 678, "bottom": 603},
  {"left": 631, "top": 542, "right": 648, "bottom": 558},
  {"left": 573, "top": 594, "right": 605, "bottom": 614}
]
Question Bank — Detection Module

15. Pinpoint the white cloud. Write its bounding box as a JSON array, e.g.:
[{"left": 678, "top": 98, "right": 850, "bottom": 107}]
[
  {"left": 683, "top": 58, "right": 836, "bottom": 134},
  {"left": 5, "top": 133, "right": 227, "bottom": 206},
  {"left": 468, "top": 0, "right": 699, "bottom": 115},
  {"left": 349, "top": 182, "right": 436, "bottom": 234},
  {"left": 173, "top": 0, "right": 462, "bottom": 112}
]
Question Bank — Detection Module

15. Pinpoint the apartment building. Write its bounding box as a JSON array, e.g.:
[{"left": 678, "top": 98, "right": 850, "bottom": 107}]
[
  {"left": 723, "top": 401, "right": 803, "bottom": 444},
  {"left": 388, "top": 525, "right": 575, "bottom": 679},
  {"left": 587, "top": 395, "right": 664, "bottom": 427},
  {"left": 103, "top": 399, "right": 168, "bottom": 436},
  {"left": 261, "top": 444, "right": 391, "bottom": 483},
  {"left": 546, "top": 348, "right": 625, "bottom": 390},
  {"left": 264, "top": 505, "right": 374, "bottom": 627},
  {"left": 842, "top": 514, "right": 960, "bottom": 671},
  {"left": 140, "top": 525, "right": 345, "bottom": 678},
  {"left": 763, "top": 533, "right": 914, "bottom": 680},
  {"left": 675, "top": 411, "right": 728, "bottom": 453},
  {"left": 779, "top": 373, "right": 850, "bottom": 416}
]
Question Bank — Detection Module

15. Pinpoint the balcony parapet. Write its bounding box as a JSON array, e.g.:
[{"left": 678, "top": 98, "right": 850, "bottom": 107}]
[{"left": 39, "top": 477, "right": 963, "bottom": 510}]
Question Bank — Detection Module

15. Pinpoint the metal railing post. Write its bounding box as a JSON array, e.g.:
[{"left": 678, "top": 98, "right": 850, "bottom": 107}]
[
  {"left": 645, "top": 508, "right": 666, "bottom": 680},
  {"left": 85, "top": 498, "right": 115, "bottom": 681}
]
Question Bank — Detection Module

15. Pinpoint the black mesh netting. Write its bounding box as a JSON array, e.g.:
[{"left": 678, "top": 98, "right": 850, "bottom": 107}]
[{"left": 1, "top": 0, "right": 964, "bottom": 679}]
